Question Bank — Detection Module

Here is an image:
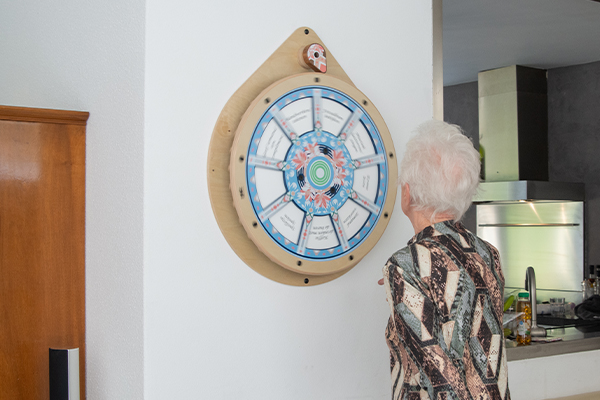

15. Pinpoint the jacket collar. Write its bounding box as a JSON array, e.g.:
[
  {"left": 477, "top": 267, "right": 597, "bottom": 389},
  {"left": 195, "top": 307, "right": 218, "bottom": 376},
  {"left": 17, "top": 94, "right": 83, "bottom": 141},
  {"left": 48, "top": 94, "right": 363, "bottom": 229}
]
[{"left": 407, "top": 219, "right": 464, "bottom": 245}]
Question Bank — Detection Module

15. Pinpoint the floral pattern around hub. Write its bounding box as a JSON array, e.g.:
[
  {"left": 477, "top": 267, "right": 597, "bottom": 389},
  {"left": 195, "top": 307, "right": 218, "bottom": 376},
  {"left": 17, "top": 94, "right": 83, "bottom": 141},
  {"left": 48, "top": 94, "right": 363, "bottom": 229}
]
[{"left": 286, "top": 131, "right": 354, "bottom": 214}]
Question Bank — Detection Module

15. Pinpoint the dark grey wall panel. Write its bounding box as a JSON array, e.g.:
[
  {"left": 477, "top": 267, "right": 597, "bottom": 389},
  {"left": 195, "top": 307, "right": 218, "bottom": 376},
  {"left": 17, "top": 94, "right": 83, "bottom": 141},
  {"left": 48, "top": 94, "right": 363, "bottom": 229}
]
[
  {"left": 444, "top": 81, "right": 479, "bottom": 231},
  {"left": 548, "top": 61, "right": 600, "bottom": 268},
  {"left": 444, "top": 81, "right": 479, "bottom": 149}
]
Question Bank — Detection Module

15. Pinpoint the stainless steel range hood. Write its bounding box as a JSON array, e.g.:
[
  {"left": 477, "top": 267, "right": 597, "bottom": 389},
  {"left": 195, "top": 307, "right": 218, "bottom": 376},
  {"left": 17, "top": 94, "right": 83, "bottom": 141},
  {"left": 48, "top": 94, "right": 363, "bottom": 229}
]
[
  {"left": 474, "top": 180, "right": 585, "bottom": 203},
  {"left": 475, "top": 65, "right": 584, "bottom": 202},
  {"left": 473, "top": 66, "right": 585, "bottom": 302}
]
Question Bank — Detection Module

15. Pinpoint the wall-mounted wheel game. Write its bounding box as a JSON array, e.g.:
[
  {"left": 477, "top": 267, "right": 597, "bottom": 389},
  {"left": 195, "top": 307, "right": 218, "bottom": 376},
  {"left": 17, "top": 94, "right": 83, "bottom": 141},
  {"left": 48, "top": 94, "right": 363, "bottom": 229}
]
[{"left": 208, "top": 27, "right": 397, "bottom": 286}]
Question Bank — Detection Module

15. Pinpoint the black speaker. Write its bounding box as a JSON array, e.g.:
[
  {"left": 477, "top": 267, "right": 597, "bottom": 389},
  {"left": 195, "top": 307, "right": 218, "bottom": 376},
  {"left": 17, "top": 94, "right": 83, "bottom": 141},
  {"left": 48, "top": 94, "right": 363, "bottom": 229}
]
[{"left": 49, "top": 348, "right": 80, "bottom": 400}]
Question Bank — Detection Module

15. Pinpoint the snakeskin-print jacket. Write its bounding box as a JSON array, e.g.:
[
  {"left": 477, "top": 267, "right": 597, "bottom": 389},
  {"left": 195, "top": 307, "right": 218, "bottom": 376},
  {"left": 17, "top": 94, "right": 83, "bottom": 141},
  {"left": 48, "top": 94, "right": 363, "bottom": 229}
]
[{"left": 383, "top": 220, "right": 510, "bottom": 400}]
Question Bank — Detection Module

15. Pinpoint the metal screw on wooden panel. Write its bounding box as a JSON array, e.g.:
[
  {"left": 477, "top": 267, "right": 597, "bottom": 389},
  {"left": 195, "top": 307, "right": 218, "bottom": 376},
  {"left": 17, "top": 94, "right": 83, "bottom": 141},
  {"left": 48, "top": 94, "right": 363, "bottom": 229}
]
[
  {"left": 349, "top": 255, "right": 354, "bottom": 261},
  {"left": 252, "top": 221, "right": 258, "bottom": 228},
  {"left": 384, "top": 212, "right": 389, "bottom": 218},
  {"left": 265, "top": 98, "right": 270, "bottom": 104},
  {"left": 304, "top": 278, "right": 309, "bottom": 284},
  {"left": 239, "top": 187, "right": 244, "bottom": 199},
  {"left": 389, "top": 152, "right": 394, "bottom": 158},
  {"left": 315, "top": 77, "right": 320, "bottom": 83},
  {"left": 239, "top": 155, "right": 244, "bottom": 162},
  {"left": 363, "top": 100, "right": 368, "bottom": 106},
  {"left": 304, "top": 29, "right": 309, "bottom": 35},
  {"left": 297, "top": 260, "right": 302, "bottom": 266}
]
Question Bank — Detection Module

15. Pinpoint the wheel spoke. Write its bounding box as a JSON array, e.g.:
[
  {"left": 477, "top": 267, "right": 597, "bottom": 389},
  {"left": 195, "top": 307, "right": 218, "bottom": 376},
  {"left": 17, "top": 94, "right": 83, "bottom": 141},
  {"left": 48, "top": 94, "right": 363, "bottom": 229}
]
[
  {"left": 248, "top": 155, "right": 287, "bottom": 170},
  {"left": 297, "top": 212, "right": 313, "bottom": 255},
  {"left": 351, "top": 154, "right": 385, "bottom": 169},
  {"left": 337, "top": 108, "right": 363, "bottom": 141},
  {"left": 349, "top": 189, "right": 380, "bottom": 214},
  {"left": 259, "top": 192, "right": 292, "bottom": 221},
  {"left": 313, "top": 89, "right": 323, "bottom": 130},
  {"left": 331, "top": 211, "right": 350, "bottom": 251},
  {"left": 269, "top": 105, "right": 298, "bottom": 142}
]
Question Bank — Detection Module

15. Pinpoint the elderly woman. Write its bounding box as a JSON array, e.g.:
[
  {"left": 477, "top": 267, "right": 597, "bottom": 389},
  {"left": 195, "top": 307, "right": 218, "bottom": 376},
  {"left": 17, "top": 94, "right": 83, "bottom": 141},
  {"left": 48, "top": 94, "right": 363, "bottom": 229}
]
[{"left": 382, "top": 120, "right": 510, "bottom": 400}]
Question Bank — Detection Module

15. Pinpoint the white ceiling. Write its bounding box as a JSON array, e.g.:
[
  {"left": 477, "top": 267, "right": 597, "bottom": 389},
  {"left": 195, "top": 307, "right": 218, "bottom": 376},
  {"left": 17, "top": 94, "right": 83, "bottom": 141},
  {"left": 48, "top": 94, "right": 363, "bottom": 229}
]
[{"left": 443, "top": 0, "right": 600, "bottom": 86}]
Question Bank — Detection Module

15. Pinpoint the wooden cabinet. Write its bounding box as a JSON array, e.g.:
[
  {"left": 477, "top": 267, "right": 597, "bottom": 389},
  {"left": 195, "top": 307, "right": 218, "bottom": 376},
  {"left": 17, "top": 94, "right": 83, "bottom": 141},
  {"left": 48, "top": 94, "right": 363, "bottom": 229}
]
[{"left": 0, "top": 106, "right": 87, "bottom": 399}]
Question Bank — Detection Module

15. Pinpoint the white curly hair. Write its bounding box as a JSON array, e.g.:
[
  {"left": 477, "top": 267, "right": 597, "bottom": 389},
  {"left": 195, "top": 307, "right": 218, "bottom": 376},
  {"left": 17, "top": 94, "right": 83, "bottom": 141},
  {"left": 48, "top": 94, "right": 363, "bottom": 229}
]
[{"left": 398, "top": 119, "right": 480, "bottom": 222}]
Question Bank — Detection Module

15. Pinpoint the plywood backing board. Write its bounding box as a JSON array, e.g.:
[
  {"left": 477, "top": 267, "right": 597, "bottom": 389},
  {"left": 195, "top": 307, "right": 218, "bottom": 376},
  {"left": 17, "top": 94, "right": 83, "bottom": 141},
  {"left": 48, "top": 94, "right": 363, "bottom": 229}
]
[{"left": 207, "top": 27, "right": 356, "bottom": 286}]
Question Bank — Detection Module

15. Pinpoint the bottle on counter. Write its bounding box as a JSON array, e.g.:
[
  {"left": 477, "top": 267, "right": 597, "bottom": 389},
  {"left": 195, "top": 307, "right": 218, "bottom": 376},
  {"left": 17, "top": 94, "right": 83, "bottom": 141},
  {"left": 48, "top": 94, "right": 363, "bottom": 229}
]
[
  {"left": 584, "top": 265, "right": 597, "bottom": 299},
  {"left": 516, "top": 292, "right": 532, "bottom": 346}
]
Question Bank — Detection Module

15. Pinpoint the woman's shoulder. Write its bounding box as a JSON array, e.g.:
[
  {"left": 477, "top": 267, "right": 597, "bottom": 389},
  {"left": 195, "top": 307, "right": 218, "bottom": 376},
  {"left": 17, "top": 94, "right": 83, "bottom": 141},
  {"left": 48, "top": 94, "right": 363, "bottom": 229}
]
[
  {"left": 387, "top": 246, "right": 412, "bottom": 265},
  {"left": 385, "top": 245, "right": 421, "bottom": 279}
]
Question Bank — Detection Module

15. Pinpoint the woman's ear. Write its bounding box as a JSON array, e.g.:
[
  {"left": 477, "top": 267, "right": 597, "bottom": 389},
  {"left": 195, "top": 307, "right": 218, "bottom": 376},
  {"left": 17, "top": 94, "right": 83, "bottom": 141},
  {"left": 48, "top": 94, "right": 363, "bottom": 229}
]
[{"left": 401, "top": 183, "right": 411, "bottom": 215}]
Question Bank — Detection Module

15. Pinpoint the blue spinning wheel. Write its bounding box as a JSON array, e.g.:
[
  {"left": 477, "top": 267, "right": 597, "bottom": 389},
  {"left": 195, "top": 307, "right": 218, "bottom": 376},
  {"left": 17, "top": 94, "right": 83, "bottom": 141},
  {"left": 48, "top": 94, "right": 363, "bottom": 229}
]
[{"left": 230, "top": 73, "right": 397, "bottom": 276}]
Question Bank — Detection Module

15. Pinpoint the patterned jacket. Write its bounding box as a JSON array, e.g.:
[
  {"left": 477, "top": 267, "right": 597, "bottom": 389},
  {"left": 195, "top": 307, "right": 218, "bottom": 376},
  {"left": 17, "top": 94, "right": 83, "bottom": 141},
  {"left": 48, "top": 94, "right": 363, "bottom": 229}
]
[{"left": 383, "top": 220, "right": 510, "bottom": 400}]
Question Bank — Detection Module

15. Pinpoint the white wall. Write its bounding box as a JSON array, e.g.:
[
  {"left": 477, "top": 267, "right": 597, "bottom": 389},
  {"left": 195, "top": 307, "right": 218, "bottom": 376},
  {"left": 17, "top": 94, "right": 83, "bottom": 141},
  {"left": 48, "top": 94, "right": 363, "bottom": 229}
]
[
  {"left": 143, "top": 1, "right": 432, "bottom": 399},
  {"left": 0, "top": 1, "right": 146, "bottom": 399}
]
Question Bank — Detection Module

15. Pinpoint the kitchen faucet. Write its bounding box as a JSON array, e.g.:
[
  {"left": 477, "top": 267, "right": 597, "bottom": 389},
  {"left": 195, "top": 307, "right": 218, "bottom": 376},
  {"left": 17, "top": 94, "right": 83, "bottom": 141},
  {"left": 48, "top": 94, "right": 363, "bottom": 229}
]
[{"left": 525, "top": 266, "right": 547, "bottom": 337}]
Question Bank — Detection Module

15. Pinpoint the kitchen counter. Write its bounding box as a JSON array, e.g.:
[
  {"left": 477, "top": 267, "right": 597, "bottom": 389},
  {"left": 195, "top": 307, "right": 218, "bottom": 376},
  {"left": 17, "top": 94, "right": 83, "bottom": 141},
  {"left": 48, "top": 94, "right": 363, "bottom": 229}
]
[{"left": 506, "top": 323, "right": 600, "bottom": 361}]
